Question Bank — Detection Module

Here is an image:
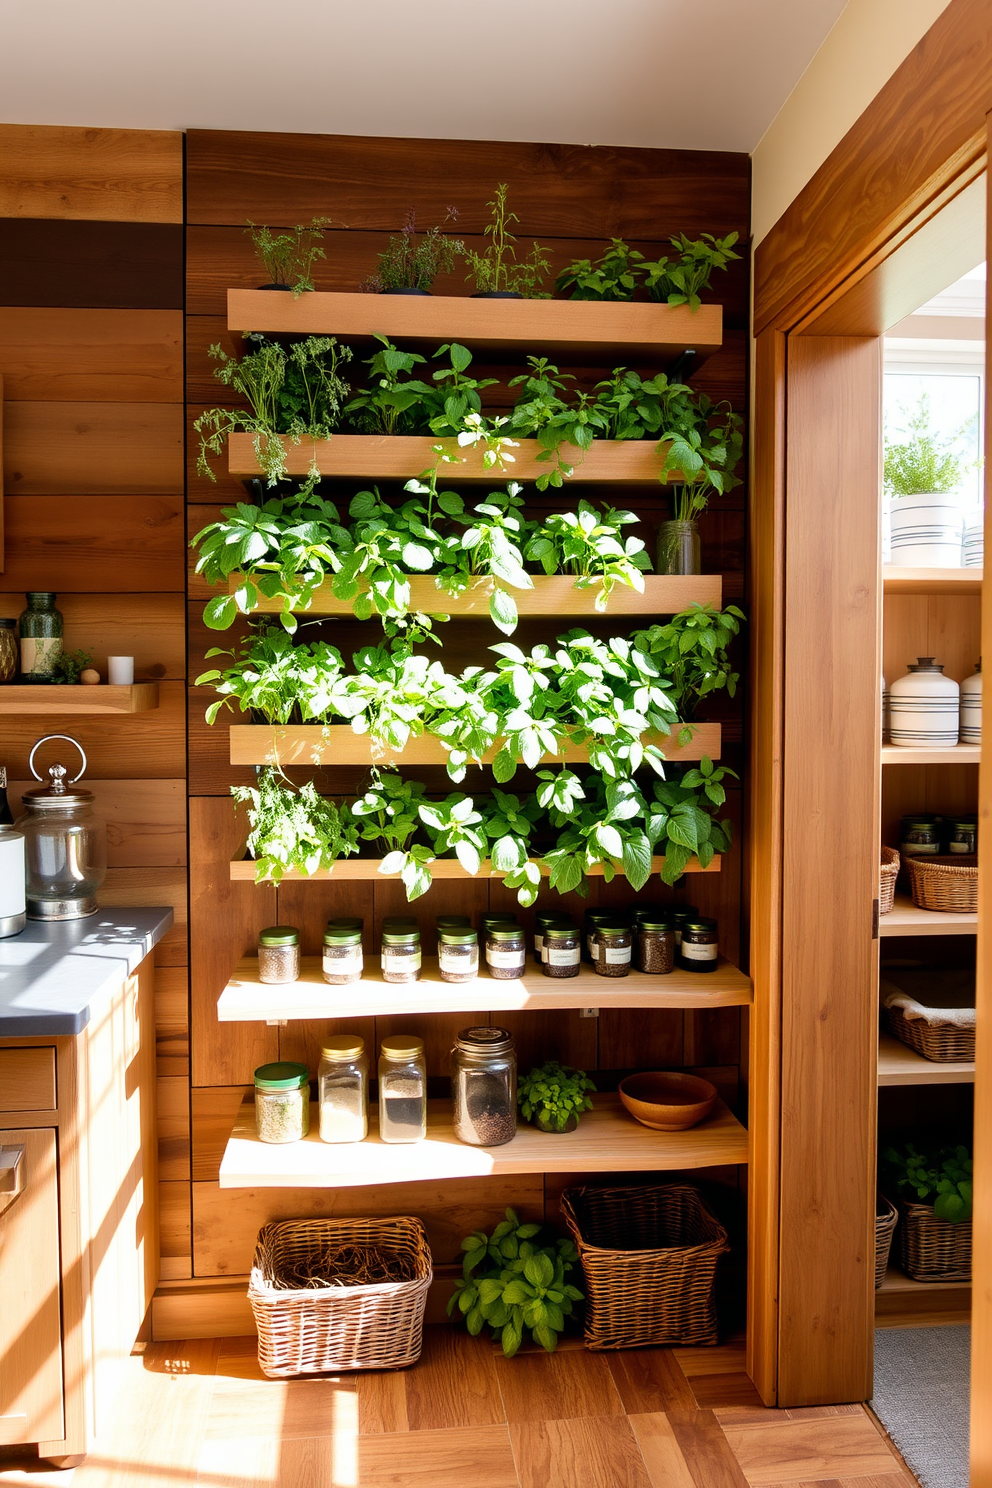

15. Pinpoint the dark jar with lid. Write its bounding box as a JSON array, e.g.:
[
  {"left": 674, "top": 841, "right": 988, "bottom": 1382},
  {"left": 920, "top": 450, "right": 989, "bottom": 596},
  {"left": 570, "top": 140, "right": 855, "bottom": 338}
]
[
  {"left": 381, "top": 925, "right": 422, "bottom": 983},
  {"left": 593, "top": 922, "right": 632, "bottom": 977},
  {"left": 583, "top": 909, "right": 617, "bottom": 964},
  {"left": 637, "top": 917, "right": 676, "bottom": 974},
  {"left": 257, "top": 925, "right": 300, "bottom": 984},
  {"left": 486, "top": 922, "right": 526, "bottom": 979},
  {"left": 542, "top": 923, "right": 581, "bottom": 979},
  {"left": 322, "top": 927, "right": 363, "bottom": 985},
  {"left": 438, "top": 927, "right": 479, "bottom": 983},
  {"left": 451, "top": 1026, "right": 517, "bottom": 1146},
  {"left": 534, "top": 911, "right": 570, "bottom": 963},
  {"left": 679, "top": 917, "right": 719, "bottom": 973},
  {"left": 900, "top": 815, "right": 942, "bottom": 858},
  {"left": 947, "top": 819, "right": 978, "bottom": 856}
]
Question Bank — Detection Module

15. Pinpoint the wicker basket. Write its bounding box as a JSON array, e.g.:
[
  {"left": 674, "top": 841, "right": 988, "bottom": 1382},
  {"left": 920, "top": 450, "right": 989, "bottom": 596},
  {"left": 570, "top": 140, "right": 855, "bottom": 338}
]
[
  {"left": 898, "top": 1201, "right": 972, "bottom": 1283},
  {"left": 886, "top": 1003, "right": 975, "bottom": 1063},
  {"left": 906, "top": 854, "right": 978, "bottom": 913},
  {"left": 561, "top": 1183, "right": 730, "bottom": 1351},
  {"left": 875, "top": 1195, "right": 898, "bottom": 1289},
  {"left": 248, "top": 1216, "right": 432, "bottom": 1377},
  {"left": 879, "top": 847, "right": 900, "bottom": 915}
]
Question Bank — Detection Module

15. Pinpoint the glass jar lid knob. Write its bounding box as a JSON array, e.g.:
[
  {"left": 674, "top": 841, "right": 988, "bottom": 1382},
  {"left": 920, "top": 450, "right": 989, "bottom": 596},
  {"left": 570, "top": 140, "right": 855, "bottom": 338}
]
[{"left": 28, "top": 734, "right": 88, "bottom": 793}]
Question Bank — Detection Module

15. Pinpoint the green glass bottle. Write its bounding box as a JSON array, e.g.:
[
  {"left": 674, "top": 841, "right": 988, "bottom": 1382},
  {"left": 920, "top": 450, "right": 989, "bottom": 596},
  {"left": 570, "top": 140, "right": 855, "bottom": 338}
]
[{"left": 18, "top": 593, "right": 63, "bottom": 684}]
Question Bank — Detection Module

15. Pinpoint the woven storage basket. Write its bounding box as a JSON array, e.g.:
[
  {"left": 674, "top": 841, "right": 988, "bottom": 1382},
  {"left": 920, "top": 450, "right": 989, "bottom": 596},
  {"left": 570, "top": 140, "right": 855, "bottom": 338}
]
[
  {"left": 875, "top": 1195, "right": 898, "bottom": 1289},
  {"left": 561, "top": 1183, "right": 730, "bottom": 1351},
  {"left": 249, "top": 1216, "right": 432, "bottom": 1377},
  {"left": 898, "top": 1202, "right": 972, "bottom": 1283},
  {"left": 906, "top": 854, "right": 978, "bottom": 913},
  {"left": 879, "top": 847, "right": 899, "bottom": 915},
  {"left": 886, "top": 1003, "right": 975, "bottom": 1063}
]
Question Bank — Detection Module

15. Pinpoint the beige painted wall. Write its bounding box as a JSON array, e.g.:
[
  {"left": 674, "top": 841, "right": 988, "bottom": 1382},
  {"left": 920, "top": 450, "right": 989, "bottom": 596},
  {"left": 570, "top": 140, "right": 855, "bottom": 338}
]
[{"left": 751, "top": 0, "right": 954, "bottom": 245}]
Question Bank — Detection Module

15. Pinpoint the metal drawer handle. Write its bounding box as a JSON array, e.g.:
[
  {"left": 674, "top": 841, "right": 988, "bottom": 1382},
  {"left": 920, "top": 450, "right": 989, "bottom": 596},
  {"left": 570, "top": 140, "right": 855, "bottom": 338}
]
[{"left": 0, "top": 1145, "right": 26, "bottom": 1215}]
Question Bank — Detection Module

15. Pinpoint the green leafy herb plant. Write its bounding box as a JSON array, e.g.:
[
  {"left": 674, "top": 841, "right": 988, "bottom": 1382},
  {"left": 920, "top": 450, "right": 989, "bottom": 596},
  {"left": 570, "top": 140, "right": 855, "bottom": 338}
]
[
  {"left": 641, "top": 233, "right": 740, "bottom": 310},
  {"left": 447, "top": 1208, "right": 583, "bottom": 1357},
  {"left": 882, "top": 1142, "right": 973, "bottom": 1223},
  {"left": 659, "top": 394, "right": 744, "bottom": 522},
  {"left": 233, "top": 767, "right": 357, "bottom": 884},
  {"left": 633, "top": 604, "right": 744, "bottom": 720},
  {"left": 363, "top": 208, "right": 463, "bottom": 293},
  {"left": 461, "top": 183, "right": 551, "bottom": 298},
  {"left": 245, "top": 217, "right": 331, "bottom": 294},
  {"left": 51, "top": 648, "right": 94, "bottom": 684},
  {"left": 517, "top": 1062, "right": 596, "bottom": 1133},
  {"left": 555, "top": 239, "right": 644, "bottom": 301},
  {"left": 884, "top": 394, "right": 974, "bottom": 496}
]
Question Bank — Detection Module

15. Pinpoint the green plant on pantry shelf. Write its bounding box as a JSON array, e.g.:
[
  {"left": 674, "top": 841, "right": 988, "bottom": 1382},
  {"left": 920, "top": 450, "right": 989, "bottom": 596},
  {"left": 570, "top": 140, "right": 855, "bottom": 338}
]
[
  {"left": 349, "top": 768, "right": 435, "bottom": 899},
  {"left": 506, "top": 358, "right": 611, "bottom": 488},
  {"left": 633, "top": 603, "right": 744, "bottom": 720},
  {"left": 526, "top": 500, "right": 651, "bottom": 608},
  {"left": 882, "top": 1142, "right": 973, "bottom": 1223},
  {"left": 641, "top": 232, "right": 740, "bottom": 310},
  {"left": 343, "top": 336, "right": 434, "bottom": 435},
  {"left": 884, "top": 394, "right": 975, "bottom": 496},
  {"left": 51, "top": 648, "right": 94, "bottom": 685},
  {"left": 481, "top": 790, "right": 542, "bottom": 904},
  {"left": 448, "top": 1208, "right": 583, "bottom": 1357},
  {"left": 555, "top": 238, "right": 644, "bottom": 301},
  {"left": 233, "top": 767, "right": 357, "bottom": 884},
  {"left": 245, "top": 217, "right": 331, "bottom": 295},
  {"left": 363, "top": 207, "right": 463, "bottom": 293},
  {"left": 422, "top": 342, "right": 499, "bottom": 437},
  {"left": 195, "top": 627, "right": 353, "bottom": 726},
  {"left": 659, "top": 394, "right": 744, "bottom": 521},
  {"left": 591, "top": 368, "right": 686, "bottom": 441},
  {"left": 518, "top": 1062, "right": 596, "bottom": 1133},
  {"left": 461, "top": 183, "right": 551, "bottom": 298},
  {"left": 646, "top": 759, "right": 736, "bottom": 882}
]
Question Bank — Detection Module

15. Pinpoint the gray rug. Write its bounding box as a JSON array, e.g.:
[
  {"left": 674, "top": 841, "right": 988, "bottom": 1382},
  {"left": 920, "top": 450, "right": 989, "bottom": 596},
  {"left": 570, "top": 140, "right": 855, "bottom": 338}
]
[{"left": 872, "top": 1326, "right": 970, "bottom": 1488}]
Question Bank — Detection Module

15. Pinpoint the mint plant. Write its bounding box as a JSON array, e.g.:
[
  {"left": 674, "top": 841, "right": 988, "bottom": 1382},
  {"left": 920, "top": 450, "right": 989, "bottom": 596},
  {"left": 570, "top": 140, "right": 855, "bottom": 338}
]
[
  {"left": 555, "top": 239, "right": 644, "bottom": 301},
  {"left": 448, "top": 1208, "right": 583, "bottom": 1357},
  {"left": 517, "top": 1063, "right": 596, "bottom": 1132},
  {"left": 883, "top": 1143, "right": 973, "bottom": 1223},
  {"left": 633, "top": 604, "right": 744, "bottom": 720},
  {"left": 642, "top": 232, "right": 740, "bottom": 310}
]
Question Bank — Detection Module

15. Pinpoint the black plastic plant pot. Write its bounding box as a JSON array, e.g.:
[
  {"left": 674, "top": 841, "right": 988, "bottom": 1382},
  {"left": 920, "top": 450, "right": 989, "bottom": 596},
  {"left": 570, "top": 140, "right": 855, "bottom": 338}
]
[
  {"left": 257, "top": 282, "right": 293, "bottom": 291},
  {"left": 471, "top": 291, "right": 524, "bottom": 299},
  {"left": 380, "top": 287, "right": 431, "bottom": 296}
]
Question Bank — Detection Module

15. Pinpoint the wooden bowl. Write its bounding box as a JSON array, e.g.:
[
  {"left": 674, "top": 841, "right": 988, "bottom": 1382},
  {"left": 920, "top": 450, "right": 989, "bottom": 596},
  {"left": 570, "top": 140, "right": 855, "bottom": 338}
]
[{"left": 618, "top": 1071, "right": 718, "bottom": 1131}]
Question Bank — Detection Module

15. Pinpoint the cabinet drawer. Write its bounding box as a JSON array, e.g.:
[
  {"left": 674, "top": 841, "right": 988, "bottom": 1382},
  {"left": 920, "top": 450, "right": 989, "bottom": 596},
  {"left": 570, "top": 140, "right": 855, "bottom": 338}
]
[{"left": 0, "top": 1049, "right": 57, "bottom": 1113}]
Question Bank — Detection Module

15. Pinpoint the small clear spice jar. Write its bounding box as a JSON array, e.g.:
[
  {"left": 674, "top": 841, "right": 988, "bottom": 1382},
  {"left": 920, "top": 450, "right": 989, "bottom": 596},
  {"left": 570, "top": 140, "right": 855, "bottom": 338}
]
[
  {"left": 257, "top": 925, "right": 300, "bottom": 984},
  {"left": 534, "top": 911, "right": 570, "bottom": 964},
  {"left": 381, "top": 926, "right": 422, "bottom": 984},
  {"left": 679, "top": 917, "right": 719, "bottom": 973},
  {"left": 637, "top": 916, "right": 676, "bottom": 974},
  {"left": 254, "top": 1061, "right": 310, "bottom": 1144},
  {"left": 900, "top": 815, "right": 942, "bottom": 858},
  {"left": 947, "top": 819, "right": 978, "bottom": 856},
  {"left": 542, "top": 923, "right": 581, "bottom": 979},
  {"left": 318, "top": 1034, "right": 368, "bottom": 1143},
  {"left": 593, "top": 921, "right": 632, "bottom": 977},
  {"left": 584, "top": 910, "right": 617, "bottom": 964},
  {"left": 451, "top": 1026, "right": 517, "bottom": 1147},
  {"left": 438, "top": 927, "right": 480, "bottom": 983},
  {"left": 378, "top": 1034, "right": 427, "bottom": 1144},
  {"left": 667, "top": 905, "right": 698, "bottom": 949},
  {"left": 322, "top": 927, "right": 364, "bottom": 985},
  {"left": 486, "top": 922, "right": 527, "bottom": 979}
]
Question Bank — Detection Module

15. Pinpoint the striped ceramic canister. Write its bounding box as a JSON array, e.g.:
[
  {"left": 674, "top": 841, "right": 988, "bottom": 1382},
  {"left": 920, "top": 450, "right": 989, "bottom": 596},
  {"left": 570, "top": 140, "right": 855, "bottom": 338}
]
[
  {"left": 960, "top": 660, "right": 982, "bottom": 744},
  {"left": 963, "top": 520, "right": 984, "bottom": 568},
  {"left": 889, "top": 495, "right": 964, "bottom": 567},
  {"left": 889, "top": 657, "right": 960, "bottom": 746}
]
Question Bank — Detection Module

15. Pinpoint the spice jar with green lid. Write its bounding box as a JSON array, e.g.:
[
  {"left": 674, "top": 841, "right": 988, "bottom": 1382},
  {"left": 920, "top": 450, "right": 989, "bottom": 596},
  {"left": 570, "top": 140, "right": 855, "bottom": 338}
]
[
  {"left": 481, "top": 912, "right": 517, "bottom": 930},
  {"left": 318, "top": 1035, "right": 368, "bottom": 1143},
  {"left": 257, "top": 925, "right": 300, "bottom": 984},
  {"left": 381, "top": 925, "right": 422, "bottom": 984},
  {"left": 947, "top": 819, "right": 978, "bottom": 856},
  {"left": 900, "top": 815, "right": 941, "bottom": 858},
  {"left": 322, "top": 927, "right": 364, "bottom": 985},
  {"left": 668, "top": 905, "right": 698, "bottom": 948},
  {"left": 486, "top": 922, "right": 526, "bottom": 980},
  {"left": 254, "top": 1061, "right": 310, "bottom": 1144},
  {"left": 637, "top": 916, "right": 676, "bottom": 974},
  {"left": 542, "top": 923, "right": 581, "bottom": 979},
  {"left": 593, "top": 921, "right": 632, "bottom": 977},
  {"left": 534, "top": 910, "right": 570, "bottom": 963},
  {"left": 584, "top": 909, "right": 619, "bottom": 964},
  {"left": 438, "top": 927, "right": 480, "bottom": 983},
  {"left": 679, "top": 917, "right": 719, "bottom": 973}
]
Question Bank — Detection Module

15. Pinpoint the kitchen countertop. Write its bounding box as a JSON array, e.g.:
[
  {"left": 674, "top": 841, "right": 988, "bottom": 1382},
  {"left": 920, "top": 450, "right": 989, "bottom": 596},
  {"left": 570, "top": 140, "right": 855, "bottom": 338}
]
[{"left": 0, "top": 908, "right": 174, "bottom": 1036}]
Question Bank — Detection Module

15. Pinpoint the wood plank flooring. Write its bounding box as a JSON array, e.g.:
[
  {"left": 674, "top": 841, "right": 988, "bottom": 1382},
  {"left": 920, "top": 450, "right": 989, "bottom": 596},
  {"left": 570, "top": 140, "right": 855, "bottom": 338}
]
[{"left": 0, "top": 1330, "right": 917, "bottom": 1488}]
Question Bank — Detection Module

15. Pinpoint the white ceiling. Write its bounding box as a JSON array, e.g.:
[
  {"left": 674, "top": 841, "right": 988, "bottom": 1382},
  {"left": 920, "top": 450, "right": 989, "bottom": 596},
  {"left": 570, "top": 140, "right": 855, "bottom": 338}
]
[{"left": 0, "top": 0, "right": 850, "bottom": 153}]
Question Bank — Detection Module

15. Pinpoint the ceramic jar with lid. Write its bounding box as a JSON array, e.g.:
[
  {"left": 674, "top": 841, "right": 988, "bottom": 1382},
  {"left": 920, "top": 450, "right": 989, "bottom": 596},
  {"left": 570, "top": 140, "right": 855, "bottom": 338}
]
[
  {"left": 889, "top": 657, "right": 959, "bottom": 746},
  {"left": 16, "top": 734, "right": 106, "bottom": 920},
  {"left": 960, "top": 660, "right": 982, "bottom": 744}
]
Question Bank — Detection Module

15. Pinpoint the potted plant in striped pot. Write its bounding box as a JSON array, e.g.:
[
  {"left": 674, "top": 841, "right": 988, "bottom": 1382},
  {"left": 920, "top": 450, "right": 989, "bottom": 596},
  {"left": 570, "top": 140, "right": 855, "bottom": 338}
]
[{"left": 885, "top": 394, "right": 973, "bottom": 567}]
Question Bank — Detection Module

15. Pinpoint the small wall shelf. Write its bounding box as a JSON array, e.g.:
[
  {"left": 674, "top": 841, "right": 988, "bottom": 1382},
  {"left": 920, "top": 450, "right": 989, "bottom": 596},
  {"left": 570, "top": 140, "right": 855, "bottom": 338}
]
[
  {"left": 228, "top": 722, "right": 721, "bottom": 769},
  {"left": 0, "top": 682, "right": 159, "bottom": 715},
  {"left": 875, "top": 1266, "right": 971, "bottom": 1327},
  {"left": 228, "top": 572, "right": 722, "bottom": 619},
  {"left": 227, "top": 289, "right": 723, "bottom": 363},
  {"left": 217, "top": 953, "right": 752, "bottom": 1023},
  {"left": 229, "top": 852, "right": 719, "bottom": 883},
  {"left": 877, "top": 1031, "right": 974, "bottom": 1085},
  {"left": 883, "top": 566, "right": 982, "bottom": 594},
  {"left": 881, "top": 744, "right": 980, "bottom": 764},
  {"left": 880, "top": 895, "right": 976, "bottom": 937},
  {"left": 218, "top": 1092, "right": 748, "bottom": 1190}
]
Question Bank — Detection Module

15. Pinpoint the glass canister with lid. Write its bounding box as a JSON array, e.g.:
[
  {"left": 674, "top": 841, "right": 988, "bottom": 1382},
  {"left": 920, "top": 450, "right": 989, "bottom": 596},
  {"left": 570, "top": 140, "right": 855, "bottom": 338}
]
[
  {"left": 451, "top": 1026, "right": 517, "bottom": 1146},
  {"left": 16, "top": 734, "right": 107, "bottom": 920},
  {"left": 486, "top": 922, "right": 527, "bottom": 979},
  {"left": 534, "top": 910, "right": 570, "bottom": 963},
  {"left": 900, "top": 814, "right": 942, "bottom": 859},
  {"left": 542, "top": 923, "right": 581, "bottom": 979},
  {"left": 438, "top": 926, "right": 480, "bottom": 983},
  {"left": 679, "top": 917, "right": 719, "bottom": 973},
  {"left": 258, "top": 925, "right": 301, "bottom": 984},
  {"left": 378, "top": 1034, "right": 427, "bottom": 1143},
  {"left": 947, "top": 818, "right": 978, "bottom": 856},
  {"left": 583, "top": 909, "right": 617, "bottom": 964},
  {"left": 593, "top": 920, "right": 633, "bottom": 977},
  {"left": 637, "top": 915, "right": 676, "bottom": 974},
  {"left": 318, "top": 1034, "right": 369, "bottom": 1143},
  {"left": 254, "top": 1061, "right": 310, "bottom": 1144},
  {"left": 381, "top": 924, "right": 422, "bottom": 983},
  {"left": 322, "top": 926, "right": 363, "bottom": 984}
]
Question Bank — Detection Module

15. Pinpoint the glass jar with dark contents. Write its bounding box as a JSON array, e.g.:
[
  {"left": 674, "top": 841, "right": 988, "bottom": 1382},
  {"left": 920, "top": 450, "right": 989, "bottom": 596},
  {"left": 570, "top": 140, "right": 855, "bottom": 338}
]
[
  {"left": 542, "top": 923, "right": 581, "bottom": 979},
  {"left": 257, "top": 925, "right": 300, "bottom": 985},
  {"left": 438, "top": 927, "right": 479, "bottom": 983},
  {"left": 900, "top": 815, "right": 941, "bottom": 858},
  {"left": 451, "top": 1026, "right": 517, "bottom": 1146},
  {"left": 679, "top": 917, "right": 719, "bottom": 972},
  {"left": 322, "top": 927, "right": 363, "bottom": 985},
  {"left": 583, "top": 910, "right": 616, "bottom": 964},
  {"left": 381, "top": 925, "right": 422, "bottom": 984},
  {"left": 947, "top": 819, "right": 978, "bottom": 856},
  {"left": 667, "top": 905, "right": 698, "bottom": 950},
  {"left": 637, "top": 916, "right": 676, "bottom": 974},
  {"left": 593, "top": 921, "right": 632, "bottom": 977},
  {"left": 486, "top": 922, "right": 526, "bottom": 979},
  {"left": 378, "top": 1034, "right": 427, "bottom": 1143},
  {"left": 534, "top": 911, "right": 570, "bottom": 964}
]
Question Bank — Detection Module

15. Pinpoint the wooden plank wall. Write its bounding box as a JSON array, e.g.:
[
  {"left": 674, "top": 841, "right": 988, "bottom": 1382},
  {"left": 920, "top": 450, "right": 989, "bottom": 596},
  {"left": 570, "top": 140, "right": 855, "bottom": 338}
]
[
  {"left": 184, "top": 131, "right": 751, "bottom": 1286},
  {"left": 0, "top": 124, "right": 191, "bottom": 1278}
]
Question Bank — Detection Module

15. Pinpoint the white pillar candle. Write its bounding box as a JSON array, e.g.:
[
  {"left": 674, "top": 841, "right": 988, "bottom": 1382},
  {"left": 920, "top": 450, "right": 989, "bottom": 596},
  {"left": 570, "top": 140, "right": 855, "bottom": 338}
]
[
  {"left": 107, "top": 656, "right": 134, "bottom": 686},
  {"left": 0, "top": 829, "right": 26, "bottom": 935}
]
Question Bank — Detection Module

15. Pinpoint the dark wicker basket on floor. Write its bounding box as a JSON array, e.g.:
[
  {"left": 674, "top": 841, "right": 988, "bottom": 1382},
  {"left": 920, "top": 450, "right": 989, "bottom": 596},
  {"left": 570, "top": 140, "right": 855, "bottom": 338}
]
[
  {"left": 886, "top": 1003, "right": 975, "bottom": 1063},
  {"left": 875, "top": 1195, "right": 898, "bottom": 1289},
  {"left": 879, "top": 846, "right": 899, "bottom": 915},
  {"left": 898, "top": 1202, "right": 972, "bottom": 1283},
  {"left": 906, "top": 854, "right": 978, "bottom": 913},
  {"left": 248, "top": 1216, "right": 432, "bottom": 1377},
  {"left": 561, "top": 1183, "right": 730, "bottom": 1351}
]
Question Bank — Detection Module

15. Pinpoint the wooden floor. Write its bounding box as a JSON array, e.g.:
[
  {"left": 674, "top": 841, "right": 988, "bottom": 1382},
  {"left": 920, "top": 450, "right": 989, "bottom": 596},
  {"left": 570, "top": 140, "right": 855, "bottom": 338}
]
[{"left": 0, "top": 1330, "right": 916, "bottom": 1488}]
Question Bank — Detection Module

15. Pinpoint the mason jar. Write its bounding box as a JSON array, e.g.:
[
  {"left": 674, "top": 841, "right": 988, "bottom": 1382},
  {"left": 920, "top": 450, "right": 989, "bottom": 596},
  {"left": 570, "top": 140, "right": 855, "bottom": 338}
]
[
  {"left": 451, "top": 1026, "right": 517, "bottom": 1146},
  {"left": 322, "top": 927, "right": 363, "bottom": 984},
  {"left": 258, "top": 926, "right": 300, "bottom": 984},
  {"left": 381, "top": 925, "right": 422, "bottom": 984},
  {"left": 438, "top": 927, "right": 480, "bottom": 983},
  {"left": 318, "top": 1035, "right": 368, "bottom": 1143},
  {"left": 254, "top": 1061, "right": 310, "bottom": 1144},
  {"left": 378, "top": 1034, "right": 427, "bottom": 1143}
]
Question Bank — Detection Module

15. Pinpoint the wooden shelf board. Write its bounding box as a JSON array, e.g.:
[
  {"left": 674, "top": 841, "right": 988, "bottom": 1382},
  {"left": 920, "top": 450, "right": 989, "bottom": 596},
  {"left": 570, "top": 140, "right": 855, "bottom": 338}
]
[
  {"left": 217, "top": 953, "right": 752, "bottom": 1022},
  {"left": 228, "top": 573, "right": 722, "bottom": 619},
  {"left": 879, "top": 894, "right": 976, "bottom": 937},
  {"left": 875, "top": 1266, "right": 971, "bottom": 1327},
  {"left": 218, "top": 1092, "right": 748, "bottom": 1190},
  {"left": 228, "top": 722, "right": 721, "bottom": 769},
  {"left": 230, "top": 852, "right": 719, "bottom": 882},
  {"left": 883, "top": 566, "right": 982, "bottom": 594},
  {"left": 881, "top": 743, "right": 980, "bottom": 764},
  {"left": 877, "top": 1031, "right": 974, "bottom": 1085},
  {"left": 227, "top": 289, "right": 723, "bottom": 361},
  {"left": 0, "top": 682, "right": 159, "bottom": 715}
]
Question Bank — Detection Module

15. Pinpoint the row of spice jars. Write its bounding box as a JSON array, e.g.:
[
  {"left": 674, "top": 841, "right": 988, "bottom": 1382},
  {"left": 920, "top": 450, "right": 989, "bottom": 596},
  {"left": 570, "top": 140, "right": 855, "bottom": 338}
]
[
  {"left": 253, "top": 1024, "right": 518, "bottom": 1150},
  {"left": 900, "top": 813, "right": 978, "bottom": 859}
]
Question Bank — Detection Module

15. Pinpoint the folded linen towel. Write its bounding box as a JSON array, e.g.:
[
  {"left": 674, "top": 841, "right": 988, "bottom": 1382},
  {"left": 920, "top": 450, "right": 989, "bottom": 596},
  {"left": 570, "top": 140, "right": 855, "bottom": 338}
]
[{"left": 882, "top": 983, "right": 976, "bottom": 1029}]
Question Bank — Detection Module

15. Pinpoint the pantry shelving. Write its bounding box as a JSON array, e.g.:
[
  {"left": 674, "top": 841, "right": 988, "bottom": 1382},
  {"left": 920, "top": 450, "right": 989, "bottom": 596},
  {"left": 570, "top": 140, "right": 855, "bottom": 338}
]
[
  {"left": 880, "top": 895, "right": 977, "bottom": 936},
  {"left": 877, "top": 1031, "right": 975, "bottom": 1085},
  {"left": 883, "top": 566, "right": 982, "bottom": 595},
  {"left": 874, "top": 1267, "right": 972, "bottom": 1327},
  {"left": 881, "top": 743, "right": 980, "bottom": 765},
  {"left": 0, "top": 683, "right": 159, "bottom": 715},
  {"left": 229, "top": 851, "right": 719, "bottom": 883}
]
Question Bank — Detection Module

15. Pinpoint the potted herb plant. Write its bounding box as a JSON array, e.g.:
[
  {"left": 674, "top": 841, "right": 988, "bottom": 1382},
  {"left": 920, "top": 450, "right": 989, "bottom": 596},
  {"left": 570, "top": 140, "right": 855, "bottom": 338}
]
[
  {"left": 882, "top": 1141, "right": 973, "bottom": 1282},
  {"left": 885, "top": 395, "right": 972, "bottom": 566},
  {"left": 245, "top": 217, "right": 330, "bottom": 295},
  {"left": 448, "top": 1208, "right": 583, "bottom": 1355},
  {"left": 517, "top": 1062, "right": 595, "bottom": 1133},
  {"left": 461, "top": 184, "right": 550, "bottom": 299},
  {"left": 363, "top": 208, "right": 463, "bottom": 295}
]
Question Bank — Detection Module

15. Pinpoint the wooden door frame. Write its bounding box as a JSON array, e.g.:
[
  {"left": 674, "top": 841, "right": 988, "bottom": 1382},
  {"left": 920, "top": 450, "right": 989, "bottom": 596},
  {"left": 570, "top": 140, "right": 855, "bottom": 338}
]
[{"left": 748, "top": 0, "right": 992, "bottom": 1417}]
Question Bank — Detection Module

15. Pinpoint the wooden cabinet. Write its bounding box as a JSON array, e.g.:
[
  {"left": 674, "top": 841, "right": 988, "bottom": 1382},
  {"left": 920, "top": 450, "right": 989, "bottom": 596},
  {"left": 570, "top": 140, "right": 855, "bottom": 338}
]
[{"left": 0, "top": 1127, "right": 63, "bottom": 1446}]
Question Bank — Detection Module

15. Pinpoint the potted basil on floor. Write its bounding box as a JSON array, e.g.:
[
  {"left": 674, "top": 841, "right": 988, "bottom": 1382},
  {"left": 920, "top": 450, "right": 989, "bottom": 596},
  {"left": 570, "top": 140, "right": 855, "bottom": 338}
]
[{"left": 517, "top": 1062, "right": 595, "bottom": 1134}]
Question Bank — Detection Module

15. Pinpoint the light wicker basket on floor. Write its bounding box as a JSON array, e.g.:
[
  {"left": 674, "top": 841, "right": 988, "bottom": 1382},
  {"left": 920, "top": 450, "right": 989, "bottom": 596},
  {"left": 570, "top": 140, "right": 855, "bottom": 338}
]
[
  {"left": 898, "top": 1202, "right": 972, "bottom": 1283},
  {"left": 875, "top": 1195, "right": 898, "bottom": 1289},
  {"left": 906, "top": 854, "right": 978, "bottom": 914},
  {"left": 879, "top": 847, "right": 899, "bottom": 915},
  {"left": 248, "top": 1216, "right": 432, "bottom": 1377},
  {"left": 561, "top": 1183, "right": 730, "bottom": 1351},
  {"left": 886, "top": 1003, "right": 975, "bottom": 1063}
]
